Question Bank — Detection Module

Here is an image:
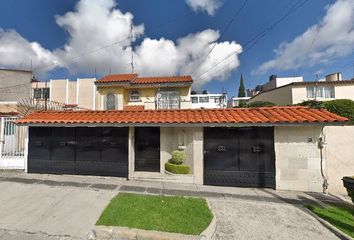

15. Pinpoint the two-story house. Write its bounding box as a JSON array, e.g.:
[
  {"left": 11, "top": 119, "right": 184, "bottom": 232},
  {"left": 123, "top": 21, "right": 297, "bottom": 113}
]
[
  {"left": 248, "top": 73, "right": 354, "bottom": 105},
  {"left": 95, "top": 74, "right": 192, "bottom": 110}
]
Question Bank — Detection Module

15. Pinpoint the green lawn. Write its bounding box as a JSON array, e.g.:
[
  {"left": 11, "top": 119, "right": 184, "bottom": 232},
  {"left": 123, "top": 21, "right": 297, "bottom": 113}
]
[
  {"left": 306, "top": 205, "right": 354, "bottom": 238},
  {"left": 96, "top": 193, "right": 213, "bottom": 235}
]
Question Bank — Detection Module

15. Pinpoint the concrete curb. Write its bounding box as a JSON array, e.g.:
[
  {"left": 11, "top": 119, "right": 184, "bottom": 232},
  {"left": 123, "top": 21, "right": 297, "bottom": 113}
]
[
  {"left": 302, "top": 207, "right": 354, "bottom": 240},
  {"left": 92, "top": 199, "right": 216, "bottom": 240}
]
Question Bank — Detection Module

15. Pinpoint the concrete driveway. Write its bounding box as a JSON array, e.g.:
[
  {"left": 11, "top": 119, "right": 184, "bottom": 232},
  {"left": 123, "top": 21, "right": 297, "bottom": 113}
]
[
  {"left": 0, "top": 173, "right": 343, "bottom": 240},
  {"left": 0, "top": 181, "right": 115, "bottom": 239}
]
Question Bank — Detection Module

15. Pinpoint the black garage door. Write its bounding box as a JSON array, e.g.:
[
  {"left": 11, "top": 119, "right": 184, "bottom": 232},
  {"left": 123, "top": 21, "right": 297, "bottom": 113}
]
[
  {"left": 204, "top": 127, "right": 275, "bottom": 188},
  {"left": 28, "top": 127, "right": 128, "bottom": 177}
]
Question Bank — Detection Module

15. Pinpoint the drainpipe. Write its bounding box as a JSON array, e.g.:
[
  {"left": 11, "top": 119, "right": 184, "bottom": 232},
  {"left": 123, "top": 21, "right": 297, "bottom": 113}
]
[{"left": 318, "top": 126, "right": 328, "bottom": 194}]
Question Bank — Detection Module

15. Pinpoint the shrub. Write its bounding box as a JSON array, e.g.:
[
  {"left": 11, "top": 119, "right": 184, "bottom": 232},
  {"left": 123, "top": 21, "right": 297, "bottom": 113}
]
[
  {"left": 323, "top": 99, "right": 354, "bottom": 123},
  {"left": 169, "top": 150, "right": 186, "bottom": 165},
  {"left": 238, "top": 100, "right": 247, "bottom": 108},
  {"left": 297, "top": 100, "right": 325, "bottom": 109},
  {"left": 165, "top": 162, "right": 190, "bottom": 174},
  {"left": 247, "top": 101, "right": 276, "bottom": 107}
]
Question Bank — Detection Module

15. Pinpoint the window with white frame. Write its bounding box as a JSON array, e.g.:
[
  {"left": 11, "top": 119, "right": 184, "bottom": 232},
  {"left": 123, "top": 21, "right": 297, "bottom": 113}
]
[
  {"left": 210, "top": 96, "right": 220, "bottom": 103},
  {"left": 199, "top": 96, "right": 209, "bottom": 103},
  {"left": 106, "top": 93, "right": 116, "bottom": 110},
  {"left": 33, "top": 88, "right": 50, "bottom": 100},
  {"left": 191, "top": 97, "right": 198, "bottom": 103},
  {"left": 129, "top": 90, "right": 141, "bottom": 102},
  {"left": 156, "top": 91, "right": 180, "bottom": 109},
  {"left": 306, "top": 86, "right": 335, "bottom": 99}
]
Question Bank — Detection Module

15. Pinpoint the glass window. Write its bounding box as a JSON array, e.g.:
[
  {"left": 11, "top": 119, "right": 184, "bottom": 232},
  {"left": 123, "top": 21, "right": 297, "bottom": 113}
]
[
  {"left": 33, "top": 88, "right": 50, "bottom": 100},
  {"left": 199, "top": 96, "right": 209, "bottom": 103},
  {"left": 191, "top": 97, "right": 198, "bottom": 103},
  {"left": 210, "top": 96, "right": 220, "bottom": 103},
  {"left": 106, "top": 93, "right": 116, "bottom": 110},
  {"left": 156, "top": 91, "right": 180, "bottom": 109},
  {"left": 324, "top": 86, "right": 335, "bottom": 98},
  {"left": 316, "top": 86, "right": 324, "bottom": 98},
  {"left": 306, "top": 87, "right": 315, "bottom": 98},
  {"left": 129, "top": 90, "right": 140, "bottom": 102},
  {"left": 33, "top": 89, "right": 42, "bottom": 99}
]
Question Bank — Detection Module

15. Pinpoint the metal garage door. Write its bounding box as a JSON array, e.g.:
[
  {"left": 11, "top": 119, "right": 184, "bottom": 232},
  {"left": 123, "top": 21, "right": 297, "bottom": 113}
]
[
  {"left": 28, "top": 127, "right": 128, "bottom": 177},
  {"left": 204, "top": 127, "right": 275, "bottom": 188}
]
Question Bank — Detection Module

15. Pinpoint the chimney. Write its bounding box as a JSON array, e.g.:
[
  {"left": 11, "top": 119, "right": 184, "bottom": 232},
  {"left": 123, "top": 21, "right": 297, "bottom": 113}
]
[{"left": 325, "top": 72, "right": 342, "bottom": 82}]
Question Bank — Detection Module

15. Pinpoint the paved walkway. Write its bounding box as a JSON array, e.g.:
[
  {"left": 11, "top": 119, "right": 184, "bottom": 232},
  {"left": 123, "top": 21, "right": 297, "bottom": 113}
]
[{"left": 0, "top": 171, "right": 346, "bottom": 240}]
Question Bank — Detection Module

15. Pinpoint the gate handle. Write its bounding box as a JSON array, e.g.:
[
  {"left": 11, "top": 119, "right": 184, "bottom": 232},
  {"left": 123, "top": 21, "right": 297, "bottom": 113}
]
[{"left": 0, "top": 140, "right": 4, "bottom": 144}]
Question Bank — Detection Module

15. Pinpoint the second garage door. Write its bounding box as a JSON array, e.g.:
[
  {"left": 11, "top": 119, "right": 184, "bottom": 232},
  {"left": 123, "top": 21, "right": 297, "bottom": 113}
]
[
  {"left": 204, "top": 127, "right": 275, "bottom": 188},
  {"left": 28, "top": 127, "right": 128, "bottom": 177}
]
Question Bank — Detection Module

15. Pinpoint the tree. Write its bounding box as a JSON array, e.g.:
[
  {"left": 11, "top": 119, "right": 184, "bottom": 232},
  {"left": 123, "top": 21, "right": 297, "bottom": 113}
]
[{"left": 238, "top": 74, "right": 246, "bottom": 97}]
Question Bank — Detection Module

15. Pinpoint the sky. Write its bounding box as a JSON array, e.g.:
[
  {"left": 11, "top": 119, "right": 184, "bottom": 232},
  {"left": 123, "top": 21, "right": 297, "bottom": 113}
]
[{"left": 1, "top": 0, "right": 354, "bottom": 97}]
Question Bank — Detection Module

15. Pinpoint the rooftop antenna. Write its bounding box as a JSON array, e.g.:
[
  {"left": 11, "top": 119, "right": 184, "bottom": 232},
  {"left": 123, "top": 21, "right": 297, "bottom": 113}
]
[{"left": 130, "top": 23, "right": 135, "bottom": 73}]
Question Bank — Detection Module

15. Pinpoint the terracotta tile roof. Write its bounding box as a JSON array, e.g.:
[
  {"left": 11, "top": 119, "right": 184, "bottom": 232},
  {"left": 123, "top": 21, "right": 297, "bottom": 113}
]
[
  {"left": 132, "top": 76, "right": 193, "bottom": 84},
  {"left": 16, "top": 106, "right": 348, "bottom": 126},
  {"left": 96, "top": 74, "right": 138, "bottom": 83},
  {"left": 96, "top": 74, "right": 192, "bottom": 85},
  {"left": 123, "top": 105, "right": 145, "bottom": 111}
]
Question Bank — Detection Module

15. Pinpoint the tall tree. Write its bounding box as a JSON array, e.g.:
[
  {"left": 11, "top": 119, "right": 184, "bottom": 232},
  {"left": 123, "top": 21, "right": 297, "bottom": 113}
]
[{"left": 238, "top": 74, "right": 246, "bottom": 97}]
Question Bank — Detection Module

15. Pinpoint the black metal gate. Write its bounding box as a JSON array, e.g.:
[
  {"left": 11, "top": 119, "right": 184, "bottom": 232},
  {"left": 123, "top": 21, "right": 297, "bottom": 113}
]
[
  {"left": 28, "top": 127, "right": 128, "bottom": 177},
  {"left": 135, "top": 127, "right": 160, "bottom": 172},
  {"left": 204, "top": 127, "right": 275, "bottom": 188}
]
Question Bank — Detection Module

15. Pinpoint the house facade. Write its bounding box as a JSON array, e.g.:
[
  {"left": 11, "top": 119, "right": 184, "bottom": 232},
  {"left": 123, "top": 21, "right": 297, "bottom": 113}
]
[
  {"left": 0, "top": 69, "right": 32, "bottom": 114},
  {"left": 190, "top": 93, "right": 227, "bottom": 109},
  {"left": 16, "top": 105, "right": 348, "bottom": 193},
  {"left": 95, "top": 74, "right": 192, "bottom": 110},
  {"left": 248, "top": 74, "right": 354, "bottom": 105}
]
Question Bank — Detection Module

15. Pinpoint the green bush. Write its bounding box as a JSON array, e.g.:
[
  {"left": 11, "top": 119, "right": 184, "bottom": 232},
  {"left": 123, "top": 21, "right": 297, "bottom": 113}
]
[
  {"left": 238, "top": 100, "right": 247, "bottom": 108},
  {"left": 165, "top": 162, "right": 190, "bottom": 174},
  {"left": 323, "top": 99, "right": 354, "bottom": 123},
  {"left": 169, "top": 150, "right": 186, "bottom": 165},
  {"left": 298, "top": 100, "right": 325, "bottom": 109},
  {"left": 247, "top": 101, "right": 276, "bottom": 107}
]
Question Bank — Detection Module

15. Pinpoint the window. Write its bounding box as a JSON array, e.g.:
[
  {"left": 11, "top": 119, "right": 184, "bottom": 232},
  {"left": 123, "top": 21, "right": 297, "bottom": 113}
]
[
  {"left": 129, "top": 90, "right": 140, "bottom": 102},
  {"left": 191, "top": 97, "right": 198, "bottom": 103},
  {"left": 156, "top": 91, "right": 180, "bottom": 109},
  {"left": 33, "top": 88, "right": 50, "bottom": 100},
  {"left": 106, "top": 93, "right": 116, "bottom": 110},
  {"left": 199, "top": 96, "right": 209, "bottom": 103},
  {"left": 210, "top": 96, "right": 220, "bottom": 103},
  {"left": 306, "top": 86, "right": 335, "bottom": 99}
]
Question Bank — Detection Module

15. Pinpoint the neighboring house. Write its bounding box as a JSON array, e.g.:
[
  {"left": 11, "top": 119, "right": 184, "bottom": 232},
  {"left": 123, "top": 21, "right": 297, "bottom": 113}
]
[
  {"left": 16, "top": 105, "right": 348, "bottom": 193},
  {"left": 0, "top": 69, "right": 32, "bottom": 113},
  {"left": 227, "top": 97, "right": 250, "bottom": 108},
  {"left": 190, "top": 92, "right": 227, "bottom": 109},
  {"left": 95, "top": 74, "right": 192, "bottom": 110},
  {"left": 248, "top": 73, "right": 354, "bottom": 105},
  {"left": 31, "top": 78, "right": 97, "bottom": 110}
]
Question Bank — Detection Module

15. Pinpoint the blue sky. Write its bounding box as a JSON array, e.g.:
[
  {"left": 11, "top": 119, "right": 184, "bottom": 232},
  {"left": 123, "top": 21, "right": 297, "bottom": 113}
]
[{"left": 0, "top": 0, "right": 354, "bottom": 97}]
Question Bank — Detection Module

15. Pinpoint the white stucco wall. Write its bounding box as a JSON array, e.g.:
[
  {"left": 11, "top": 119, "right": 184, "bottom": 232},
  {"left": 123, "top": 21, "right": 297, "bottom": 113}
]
[
  {"left": 274, "top": 126, "right": 325, "bottom": 192},
  {"left": 324, "top": 126, "right": 354, "bottom": 196},
  {"left": 248, "top": 85, "right": 293, "bottom": 105}
]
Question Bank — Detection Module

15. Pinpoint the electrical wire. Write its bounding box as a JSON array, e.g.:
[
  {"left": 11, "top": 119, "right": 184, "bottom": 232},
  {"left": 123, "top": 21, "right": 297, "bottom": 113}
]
[
  {"left": 190, "top": 0, "right": 249, "bottom": 75},
  {"left": 193, "top": 0, "right": 309, "bottom": 81}
]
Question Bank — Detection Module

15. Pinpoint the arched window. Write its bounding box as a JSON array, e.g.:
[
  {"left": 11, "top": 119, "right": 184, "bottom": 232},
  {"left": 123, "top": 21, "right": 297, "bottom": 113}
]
[
  {"left": 106, "top": 93, "right": 116, "bottom": 110},
  {"left": 129, "top": 90, "right": 140, "bottom": 102}
]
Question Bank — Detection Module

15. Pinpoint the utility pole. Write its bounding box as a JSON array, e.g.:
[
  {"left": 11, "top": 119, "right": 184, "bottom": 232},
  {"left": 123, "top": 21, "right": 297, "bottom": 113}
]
[{"left": 130, "top": 23, "right": 134, "bottom": 73}]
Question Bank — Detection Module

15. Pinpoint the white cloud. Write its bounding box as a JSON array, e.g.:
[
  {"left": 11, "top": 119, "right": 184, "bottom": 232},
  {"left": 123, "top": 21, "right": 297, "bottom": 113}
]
[
  {"left": 0, "top": 28, "right": 58, "bottom": 73},
  {"left": 0, "top": 0, "right": 241, "bottom": 88},
  {"left": 185, "top": 0, "right": 222, "bottom": 16},
  {"left": 253, "top": 0, "right": 354, "bottom": 75}
]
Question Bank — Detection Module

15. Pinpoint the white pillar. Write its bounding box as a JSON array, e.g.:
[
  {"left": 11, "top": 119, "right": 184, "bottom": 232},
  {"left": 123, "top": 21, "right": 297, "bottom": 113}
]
[
  {"left": 128, "top": 127, "right": 135, "bottom": 179},
  {"left": 24, "top": 126, "right": 29, "bottom": 172}
]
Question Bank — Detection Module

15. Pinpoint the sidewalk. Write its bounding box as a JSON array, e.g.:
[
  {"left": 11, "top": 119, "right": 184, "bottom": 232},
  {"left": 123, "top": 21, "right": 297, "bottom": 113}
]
[{"left": 0, "top": 170, "right": 348, "bottom": 207}]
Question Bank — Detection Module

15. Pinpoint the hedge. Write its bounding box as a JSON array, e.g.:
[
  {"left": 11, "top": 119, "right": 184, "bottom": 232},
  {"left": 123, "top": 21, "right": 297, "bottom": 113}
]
[
  {"left": 165, "top": 162, "right": 190, "bottom": 174},
  {"left": 323, "top": 99, "right": 354, "bottom": 123},
  {"left": 247, "top": 101, "right": 276, "bottom": 107},
  {"left": 298, "top": 99, "right": 354, "bottom": 123}
]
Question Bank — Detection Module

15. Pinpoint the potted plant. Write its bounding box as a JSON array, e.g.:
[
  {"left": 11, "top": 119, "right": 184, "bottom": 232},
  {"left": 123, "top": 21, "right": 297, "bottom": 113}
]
[
  {"left": 165, "top": 150, "right": 190, "bottom": 174},
  {"left": 342, "top": 176, "right": 354, "bottom": 203}
]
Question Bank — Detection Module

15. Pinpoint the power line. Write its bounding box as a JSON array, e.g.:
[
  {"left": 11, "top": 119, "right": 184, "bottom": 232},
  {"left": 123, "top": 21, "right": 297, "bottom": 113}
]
[
  {"left": 194, "top": 0, "right": 309, "bottom": 82},
  {"left": 190, "top": 0, "right": 249, "bottom": 76}
]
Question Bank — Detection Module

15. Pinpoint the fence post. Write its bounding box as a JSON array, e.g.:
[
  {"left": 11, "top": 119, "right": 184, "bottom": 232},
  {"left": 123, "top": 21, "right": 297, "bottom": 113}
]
[{"left": 24, "top": 126, "right": 29, "bottom": 172}]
